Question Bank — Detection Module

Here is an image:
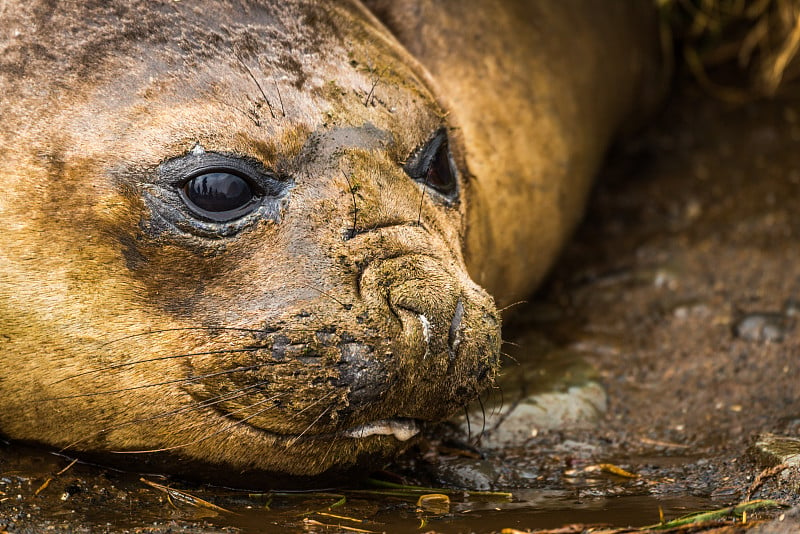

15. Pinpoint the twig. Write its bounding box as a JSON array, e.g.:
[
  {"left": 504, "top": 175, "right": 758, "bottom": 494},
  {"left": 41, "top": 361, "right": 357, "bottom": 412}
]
[{"left": 747, "top": 463, "right": 790, "bottom": 500}]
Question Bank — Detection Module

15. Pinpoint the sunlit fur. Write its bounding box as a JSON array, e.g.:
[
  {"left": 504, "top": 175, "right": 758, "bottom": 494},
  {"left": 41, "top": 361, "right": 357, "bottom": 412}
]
[{"left": 0, "top": 0, "right": 662, "bottom": 481}]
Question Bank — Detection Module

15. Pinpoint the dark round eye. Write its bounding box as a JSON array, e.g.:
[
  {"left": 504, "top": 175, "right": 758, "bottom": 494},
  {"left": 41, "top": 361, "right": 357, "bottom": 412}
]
[
  {"left": 403, "top": 128, "right": 457, "bottom": 198},
  {"left": 179, "top": 171, "right": 259, "bottom": 222}
]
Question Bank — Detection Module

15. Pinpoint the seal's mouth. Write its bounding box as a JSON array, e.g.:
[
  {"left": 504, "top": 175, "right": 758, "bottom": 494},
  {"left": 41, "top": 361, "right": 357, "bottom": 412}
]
[
  {"left": 222, "top": 415, "right": 422, "bottom": 443},
  {"left": 343, "top": 418, "right": 420, "bottom": 441}
]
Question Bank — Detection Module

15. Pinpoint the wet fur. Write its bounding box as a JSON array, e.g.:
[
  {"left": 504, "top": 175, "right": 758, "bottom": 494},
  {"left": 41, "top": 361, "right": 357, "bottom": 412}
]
[{"left": 0, "top": 0, "right": 661, "bottom": 481}]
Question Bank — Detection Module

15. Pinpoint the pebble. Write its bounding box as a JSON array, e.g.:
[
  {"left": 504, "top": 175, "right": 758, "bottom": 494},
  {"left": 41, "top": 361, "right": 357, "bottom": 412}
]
[{"left": 733, "top": 312, "right": 789, "bottom": 342}]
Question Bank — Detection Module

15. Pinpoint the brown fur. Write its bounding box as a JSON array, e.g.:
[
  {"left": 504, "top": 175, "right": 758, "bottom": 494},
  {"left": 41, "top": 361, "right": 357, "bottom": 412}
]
[{"left": 0, "top": 0, "right": 662, "bottom": 481}]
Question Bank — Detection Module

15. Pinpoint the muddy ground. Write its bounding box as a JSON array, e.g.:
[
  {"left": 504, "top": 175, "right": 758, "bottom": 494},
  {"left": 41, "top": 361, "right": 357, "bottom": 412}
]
[
  {"left": 1, "top": 85, "right": 800, "bottom": 532},
  {"left": 518, "top": 80, "right": 800, "bottom": 504}
]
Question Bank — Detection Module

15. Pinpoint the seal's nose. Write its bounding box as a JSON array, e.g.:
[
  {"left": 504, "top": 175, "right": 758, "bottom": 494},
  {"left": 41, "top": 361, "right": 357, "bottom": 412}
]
[
  {"left": 361, "top": 254, "right": 460, "bottom": 366},
  {"left": 335, "top": 252, "right": 500, "bottom": 422}
]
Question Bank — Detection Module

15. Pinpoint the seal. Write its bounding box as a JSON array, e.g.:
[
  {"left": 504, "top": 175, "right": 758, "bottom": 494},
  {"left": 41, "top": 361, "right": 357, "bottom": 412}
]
[{"left": 0, "top": 0, "right": 663, "bottom": 482}]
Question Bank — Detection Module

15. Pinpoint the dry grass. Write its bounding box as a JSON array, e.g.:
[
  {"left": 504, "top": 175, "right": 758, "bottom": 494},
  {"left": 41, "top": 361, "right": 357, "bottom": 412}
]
[{"left": 660, "top": 0, "right": 800, "bottom": 97}]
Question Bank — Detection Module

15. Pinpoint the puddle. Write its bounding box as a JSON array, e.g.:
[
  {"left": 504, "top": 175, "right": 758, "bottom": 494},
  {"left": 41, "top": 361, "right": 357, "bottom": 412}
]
[
  {"left": 191, "top": 492, "right": 717, "bottom": 533},
  {"left": 0, "top": 443, "right": 719, "bottom": 533}
]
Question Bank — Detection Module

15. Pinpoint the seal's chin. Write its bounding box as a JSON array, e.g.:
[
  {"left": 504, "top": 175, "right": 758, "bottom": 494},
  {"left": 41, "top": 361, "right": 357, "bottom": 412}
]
[{"left": 343, "top": 418, "right": 420, "bottom": 441}]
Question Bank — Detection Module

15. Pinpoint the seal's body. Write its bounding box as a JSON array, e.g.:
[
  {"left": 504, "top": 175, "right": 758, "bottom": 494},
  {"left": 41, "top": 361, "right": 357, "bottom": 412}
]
[{"left": 0, "top": 1, "right": 661, "bottom": 480}]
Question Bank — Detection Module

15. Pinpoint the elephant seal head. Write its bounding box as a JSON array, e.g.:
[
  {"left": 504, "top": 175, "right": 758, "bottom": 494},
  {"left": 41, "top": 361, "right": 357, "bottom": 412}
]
[{"left": 0, "top": 0, "right": 500, "bottom": 482}]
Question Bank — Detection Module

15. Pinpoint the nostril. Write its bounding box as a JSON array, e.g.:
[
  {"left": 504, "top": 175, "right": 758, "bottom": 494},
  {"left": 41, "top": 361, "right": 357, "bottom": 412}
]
[
  {"left": 448, "top": 298, "right": 464, "bottom": 359},
  {"left": 476, "top": 361, "right": 491, "bottom": 383}
]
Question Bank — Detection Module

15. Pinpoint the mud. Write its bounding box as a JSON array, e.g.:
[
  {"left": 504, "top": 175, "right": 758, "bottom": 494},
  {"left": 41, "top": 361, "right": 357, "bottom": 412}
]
[
  {"left": 519, "top": 82, "right": 800, "bottom": 504},
  {"left": 2, "top": 84, "right": 800, "bottom": 532}
]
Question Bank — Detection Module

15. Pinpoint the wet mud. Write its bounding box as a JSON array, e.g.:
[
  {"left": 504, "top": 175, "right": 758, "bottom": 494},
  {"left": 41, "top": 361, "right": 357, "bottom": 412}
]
[{"left": 2, "top": 86, "right": 800, "bottom": 532}]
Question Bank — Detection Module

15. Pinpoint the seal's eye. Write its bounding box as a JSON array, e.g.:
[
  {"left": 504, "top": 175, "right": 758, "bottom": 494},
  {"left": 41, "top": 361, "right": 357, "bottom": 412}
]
[
  {"left": 179, "top": 171, "right": 259, "bottom": 222},
  {"left": 404, "top": 128, "right": 458, "bottom": 198}
]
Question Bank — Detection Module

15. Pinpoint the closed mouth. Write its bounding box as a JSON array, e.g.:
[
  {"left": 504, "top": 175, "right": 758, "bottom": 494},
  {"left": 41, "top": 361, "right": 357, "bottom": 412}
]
[
  {"left": 343, "top": 418, "right": 421, "bottom": 441},
  {"left": 222, "top": 413, "right": 423, "bottom": 443}
]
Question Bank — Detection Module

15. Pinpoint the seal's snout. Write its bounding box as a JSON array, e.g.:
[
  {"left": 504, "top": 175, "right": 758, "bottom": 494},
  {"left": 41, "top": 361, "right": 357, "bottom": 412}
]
[{"left": 353, "top": 252, "right": 501, "bottom": 420}]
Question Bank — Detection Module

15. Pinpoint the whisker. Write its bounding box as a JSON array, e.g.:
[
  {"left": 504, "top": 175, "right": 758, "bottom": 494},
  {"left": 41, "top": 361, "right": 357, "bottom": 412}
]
[
  {"left": 497, "top": 300, "right": 528, "bottom": 313},
  {"left": 164, "top": 390, "right": 290, "bottom": 437},
  {"left": 99, "top": 327, "right": 266, "bottom": 348},
  {"left": 363, "top": 66, "right": 387, "bottom": 106},
  {"left": 489, "top": 385, "right": 522, "bottom": 436},
  {"left": 161, "top": 390, "right": 287, "bottom": 438},
  {"left": 273, "top": 78, "right": 286, "bottom": 117},
  {"left": 209, "top": 94, "right": 261, "bottom": 127},
  {"left": 291, "top": 404, "right": 333, "bottom": 444},
  {"left": 235, "top": 54, "right": 276, "bottom": 119},
  {"left": 99, "top": 325, "right": 337, "bottom": 349},
  {"left": 40, "top": 364, "right": 271, "bottom": 401},
  {"left": 49, "top": 347, "right": 275, "bottom": 385},
  {"left": 60, "top": 381, "right": 272, "bottom": 451},
  {"left": 285, "top": 390, "right": 337, "bottom": 425},
  {"left": 318, "top": 432, "right": 341, "bottom": 468},
  {"left": 112, "top": 394, "right": 287, "bottom": 454},
  {"left": 341, "top": 170, "right": 359, "bottom": 240},
  {"left": 493, "top": 383, "right": 505, "bottom": 418},
  {"left": 280, "top": 391, "right": 339, "bottom": 448},
  {"left": 477, "top": 395, "right": 487, "bottom": 444},
  {"left": 499, "top": 351, "right": 519, "bottom": 364},
  {"left": 299, "top": 282, "right": 352, "bottom": 310},
  {"left": 129, "top": 389, "right": 337, "bottom": 454}
]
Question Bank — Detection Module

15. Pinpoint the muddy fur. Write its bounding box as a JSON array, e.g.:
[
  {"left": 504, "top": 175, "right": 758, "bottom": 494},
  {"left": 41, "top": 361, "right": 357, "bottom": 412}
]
[{"left": 0, "top": 1, "right": 661, "bottom": 481}]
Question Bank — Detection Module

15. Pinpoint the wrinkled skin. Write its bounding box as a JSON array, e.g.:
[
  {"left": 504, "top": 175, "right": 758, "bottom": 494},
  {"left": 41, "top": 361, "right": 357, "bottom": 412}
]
[{"left": 0, "top": 1, "right": 662, "bottom": 481}]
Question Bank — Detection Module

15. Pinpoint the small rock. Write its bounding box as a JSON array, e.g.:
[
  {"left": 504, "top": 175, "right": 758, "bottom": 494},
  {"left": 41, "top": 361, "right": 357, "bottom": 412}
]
[
  {"left": 784, "top": 299, "right": 800, "bottom": 317},
  {"left": 751, "top": 433, "right": 800, "bottom": 469},
  {"left": 733, "top": 312, "right": 789, "bottom": 342},
  {"left": 428, "top": 458, "right": 503, "bottom": 490}
]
